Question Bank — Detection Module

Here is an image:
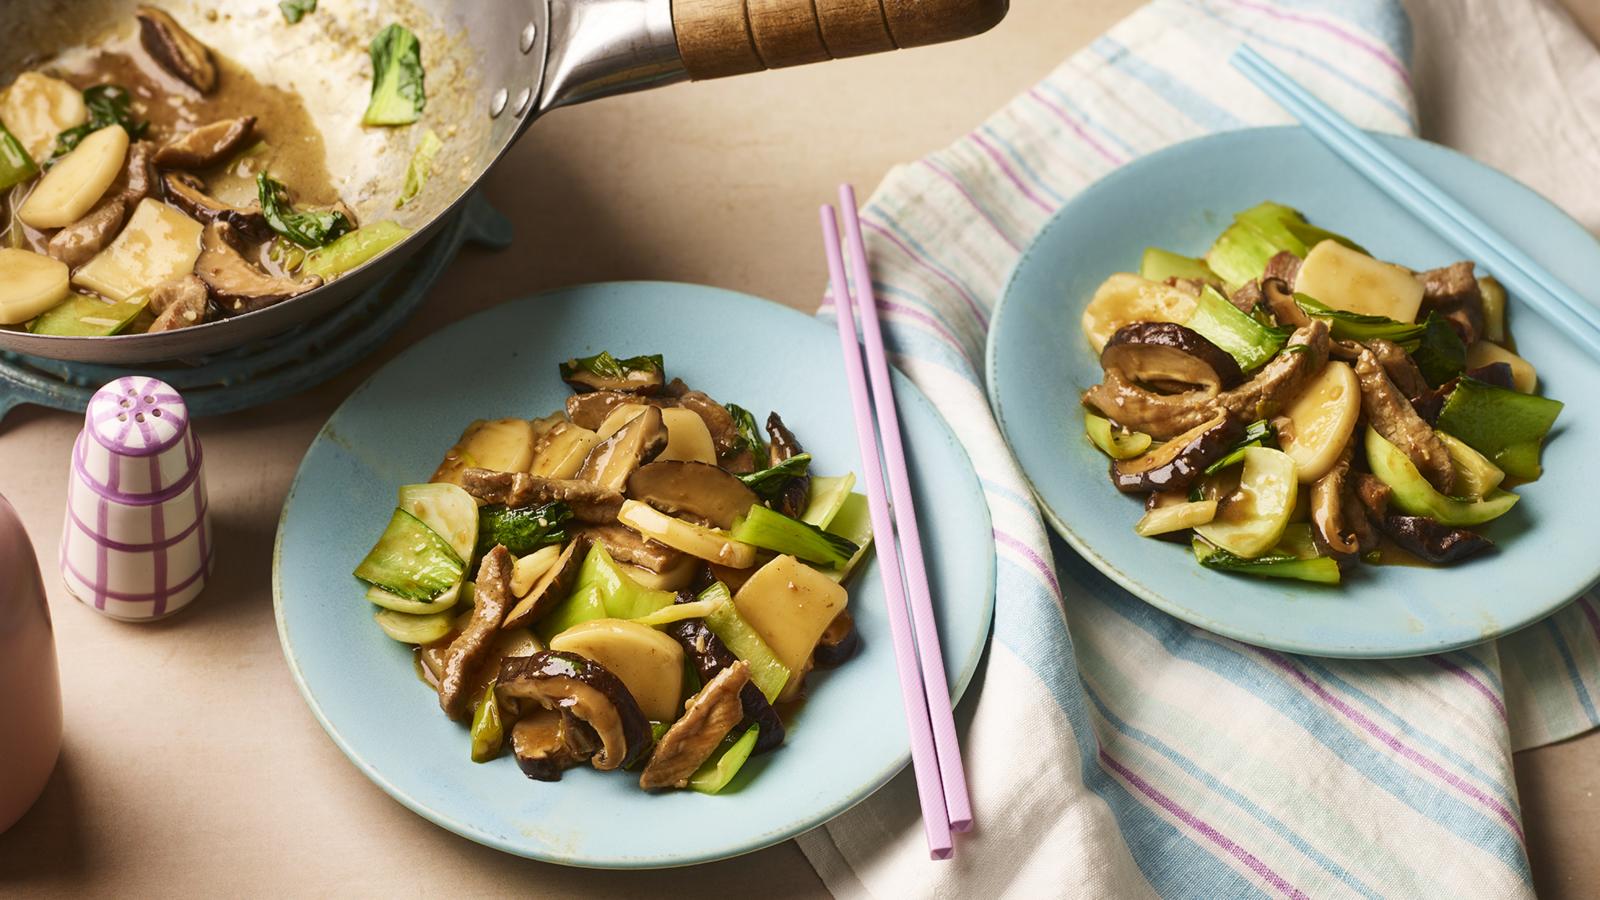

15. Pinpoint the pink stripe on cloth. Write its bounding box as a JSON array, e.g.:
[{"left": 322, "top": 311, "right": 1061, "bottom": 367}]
[
  {"left": 1099, "top": 749, "right": 1310, "bottom": 899},
  {"left": 966, "top": 131, "right": 1057, "bottom": 214},
  {"left": 1427, "top": 656, "right": 1507, "bottom": 721},
  {"left": 876, "top": 298, "right": 968, "bottom": 352},
  {"left": 860, "top": 219, "right": 991, "bottom": 329},
  {"left": 1261, "top": 651, "right": 1525, "bottom": 842},
  {"left": 1026, "top": 87, "right": 1128, "bottom": 166},
  {"left": 994, "top": 529, "right": 1062, "bottom": 596},
  {"left": 919, "top": 159, "right": 1024, "bottom": 252},
  {"left": 822, "top": 292, "right": 967, "bottom": 352},
  {"left": 1227, "top": 0, "right": 1411, "bottom": 87}
]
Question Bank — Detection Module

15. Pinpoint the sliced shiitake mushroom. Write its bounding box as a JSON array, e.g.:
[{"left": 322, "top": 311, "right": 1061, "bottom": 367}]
[
  {"left": 566, "top": 390, "right": 658, "bottom": 430},
  {"left": 575, "top": 406, "right": 667, "bottom": 492},
  {"left": 497, "top": 651, "right": 651, "bottom": 771},
  {"left": 196, "top": 221, "right": 320, "bottom": 315},
  {"left": 1101, "top": 322, "right": 1244, "bottom": 393},
  {"left": 154, "top": 116, "right": 255, "bottom": 169},
  {"left": 812, "top": 610, "right": 859, "bottom": 668},
  {"left": 565, "top": 382, "right": 744, "bottom": 465},
  {"left": 510, "top": 708, "right": 598, "bottom": 782},
  {"left": 501, "top": 537, "right": 589, "bottom": 631},
  {"left": 627, "top": 461, "right": 759, "bottom": 530},
  {"left": 1260, "top": 276, "right": 1309, "bottom": 328},
  {"left": 1083, "top": 320, "right": 1331, "bottom": 440},
  {"left": 765, "top": 412, "right": 810, "bottom": 519},
  {"left": 1378, "top": 515, "right": 1494, "bottom": 564},
  {"left": 1110, "top": 414, "right": 1243, "bottom": 493},
  {"left": 163, "top": 173, "right": 272, "bottom": 242},
  {"left": 1308, "top": 445, "right": 1378, "bottom": 559},
  {"left": 136, "top": 6, "right": 217, "bottom": 93}
]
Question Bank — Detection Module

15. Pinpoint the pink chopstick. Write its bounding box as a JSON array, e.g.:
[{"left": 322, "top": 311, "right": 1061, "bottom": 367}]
[
  {"left": 837, "top": 185, "right": 974, "bottom": 832},
  {"left": 820, "top": 189, "right": 970, "bottom": 860}
]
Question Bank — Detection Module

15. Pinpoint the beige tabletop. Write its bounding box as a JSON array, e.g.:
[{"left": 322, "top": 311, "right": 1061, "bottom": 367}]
[{"left": 3, "top": 1, "right": 1598, "bottom": 896}]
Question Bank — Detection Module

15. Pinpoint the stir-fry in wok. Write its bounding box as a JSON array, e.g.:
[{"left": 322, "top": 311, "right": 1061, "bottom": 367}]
[
  {"left": 353, "top": 352, "right": 872, "bottom": 792},
  {"left": 0, "top": 6, "right": 430, "bottom": 335},
  {"left": 1079, "top": 202, "right": 1562, "bottom": 584}
]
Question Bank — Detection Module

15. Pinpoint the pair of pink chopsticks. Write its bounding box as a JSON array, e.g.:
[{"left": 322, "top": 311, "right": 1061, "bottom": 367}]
[{"left": 820, "top": 186, "right": 972, "bottom": 860}]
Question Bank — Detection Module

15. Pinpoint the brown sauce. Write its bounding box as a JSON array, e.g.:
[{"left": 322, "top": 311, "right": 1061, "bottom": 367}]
[{"left": 50, "top": 29, "right": 338, "bottom": 206}]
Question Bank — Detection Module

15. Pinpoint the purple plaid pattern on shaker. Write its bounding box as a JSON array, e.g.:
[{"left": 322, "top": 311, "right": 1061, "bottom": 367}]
[{"left": 61, "top": 377, "right": 212, "bottom": 622}]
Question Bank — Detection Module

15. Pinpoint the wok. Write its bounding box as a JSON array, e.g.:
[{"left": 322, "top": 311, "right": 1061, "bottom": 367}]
[{"left": 0, "top": 0, "right": 1007, "bottom": 364}]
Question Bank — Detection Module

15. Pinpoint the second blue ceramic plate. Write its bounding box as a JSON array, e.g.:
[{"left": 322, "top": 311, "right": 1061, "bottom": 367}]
[
  {"left": 275, "top": 282, "right": 994, "bottom": 867},
  {"left": 988, "top": 127, "right": 1600, "bottom": 658}
]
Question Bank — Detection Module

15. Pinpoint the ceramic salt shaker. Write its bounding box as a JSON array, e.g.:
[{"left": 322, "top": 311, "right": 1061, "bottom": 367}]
[
  {"left": 0, "top": 494, "right": 62, "bottom": 833},
  {"left": 60, "top": 376, "right": 213, "bottom": 621}
]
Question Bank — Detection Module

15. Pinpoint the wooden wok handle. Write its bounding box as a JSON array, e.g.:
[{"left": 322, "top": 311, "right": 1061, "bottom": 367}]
[{"left": 672, "top": 0, "right": 1009, "bottom": 80}]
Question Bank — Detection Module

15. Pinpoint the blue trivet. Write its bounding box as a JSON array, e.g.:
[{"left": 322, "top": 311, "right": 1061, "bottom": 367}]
[{"left": 0, "top": 193, "right": 511, "bottom": 423}]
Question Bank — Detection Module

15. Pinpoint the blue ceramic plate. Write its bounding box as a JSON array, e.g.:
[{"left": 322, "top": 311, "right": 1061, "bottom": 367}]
[
  {"left": 275, "top": 282, "right": 994, "bottom": 867},
  {"left": 988, "top": 127, "right": 1600, "bottom": 658}
]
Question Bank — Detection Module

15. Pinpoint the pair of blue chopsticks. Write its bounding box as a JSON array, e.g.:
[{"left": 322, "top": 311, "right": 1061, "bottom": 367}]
[{"left": 1231, "top": 45, "right": 1600, "bottom": 356}]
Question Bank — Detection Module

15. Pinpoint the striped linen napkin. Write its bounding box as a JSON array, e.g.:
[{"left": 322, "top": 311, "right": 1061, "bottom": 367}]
[{"left": 801, "top": 0, "right": 1600, "bottom": 896}]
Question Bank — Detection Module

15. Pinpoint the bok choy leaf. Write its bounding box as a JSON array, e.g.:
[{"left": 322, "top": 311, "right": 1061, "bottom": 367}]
[
  {"left": 363, "top": 24, "right": 427, "bottom": 126},
  {"left": 476, "top": 502, "right": 571, "bottom": 558},
  {"left": 1294, "top": 293, "right": 1425, "bottom": 347},
  {"left": 738, "top": 453, "right": 812, "bottom": 499},
  {"left": 51, "top": 85, "right": 148, "bottom": 159},
  {"left": 726, "top": 403, "right": 764, "bottom": 457},
  {"left": 279, "top": 0, "right": 316, "bottom": 24},
  {"left": 257, "top": 173, "right": 353, "bottom": 248},
  {"left": 395, "top": 128, "right": 441, "bottom": 208},
  {"left": 558, "top": 351, "right": 663, "bottom": 382},
  {"left": 1186, "top": 285, "right": 1288, "bottom": 371}
]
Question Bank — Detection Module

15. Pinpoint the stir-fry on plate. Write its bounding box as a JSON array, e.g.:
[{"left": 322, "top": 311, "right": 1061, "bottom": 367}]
[
  {"left": 356, "top": 351, "right": 876, "bottom": 793},
  {"left": 989, "top": 127, "right": 1600, "bottom": 657},
  {"left": 276, "top": 282, "right": 994, "bottom": 866},
  {"left": 1076, "top": 201, "right": 1557, "bottom": 583}
]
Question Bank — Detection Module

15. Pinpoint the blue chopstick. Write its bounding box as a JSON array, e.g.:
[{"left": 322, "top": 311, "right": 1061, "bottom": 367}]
[{"left": 1230, "top": 44, "right": 1600, "bottom": 361}]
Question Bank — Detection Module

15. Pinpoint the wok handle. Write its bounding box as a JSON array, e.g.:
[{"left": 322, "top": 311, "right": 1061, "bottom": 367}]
[{"left": 670, "top": 0, "right": 1009, "bottom": 80}]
